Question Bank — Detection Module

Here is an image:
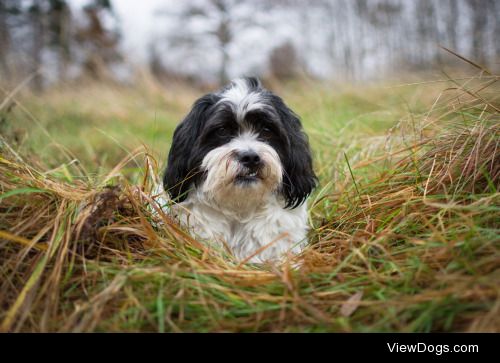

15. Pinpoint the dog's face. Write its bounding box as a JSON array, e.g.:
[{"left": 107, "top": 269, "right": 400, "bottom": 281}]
[{"left": 163, "top": 77, "right": 316, "bottom": 212}]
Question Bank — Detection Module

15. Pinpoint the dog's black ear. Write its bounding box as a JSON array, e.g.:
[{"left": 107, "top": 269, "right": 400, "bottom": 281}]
[
  {"left": 163, "top": 94, "right": 216, "bottom": 202},
  {"left": 273, "top": 96, "right": 317, "bottom": 209}
]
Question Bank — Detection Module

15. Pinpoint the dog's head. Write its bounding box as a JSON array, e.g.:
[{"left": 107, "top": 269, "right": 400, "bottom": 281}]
[{"left": 163, "top": 77, "right": 316, "bottom": 211}]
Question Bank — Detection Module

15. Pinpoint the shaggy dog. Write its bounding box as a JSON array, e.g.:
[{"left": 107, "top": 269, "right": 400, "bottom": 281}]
[{"left": 163, "top": 77, "right": 316, "bottom": 263}]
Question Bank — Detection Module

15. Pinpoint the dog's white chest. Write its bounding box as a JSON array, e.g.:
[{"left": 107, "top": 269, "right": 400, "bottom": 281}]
[{"left": 174, "top": 195, "right": 309, "bottom": 263}]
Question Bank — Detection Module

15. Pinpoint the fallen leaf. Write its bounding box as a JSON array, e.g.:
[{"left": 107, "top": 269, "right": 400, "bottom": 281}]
[{"left": 340, "top": 291, "right": 363, "bottom": 317}]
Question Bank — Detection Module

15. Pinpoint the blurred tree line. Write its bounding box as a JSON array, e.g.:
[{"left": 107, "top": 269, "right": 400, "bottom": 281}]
[
  {"left": 0, "top": 0, "right": 498, "bottom": 89},
  {"left": 152, "top": 0, "right": 499, "bottom": 85},
  {"left": 0, "top": 0, "right": 121, "bottom": 90}
]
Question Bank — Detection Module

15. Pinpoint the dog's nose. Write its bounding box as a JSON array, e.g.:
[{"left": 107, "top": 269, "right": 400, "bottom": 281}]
[{"left": 238, "top": 150, "right": 261, "bottom": 169}]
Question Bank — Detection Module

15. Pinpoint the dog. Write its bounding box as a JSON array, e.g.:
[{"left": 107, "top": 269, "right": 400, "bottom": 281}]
[{"left": 162, "top": 77, "right": 317, "bottom": 263}]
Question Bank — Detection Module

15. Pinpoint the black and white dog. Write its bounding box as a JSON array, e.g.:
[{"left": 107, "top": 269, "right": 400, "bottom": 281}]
[{"left": 163, "top": 77, "right": 317, "bottom": 263}]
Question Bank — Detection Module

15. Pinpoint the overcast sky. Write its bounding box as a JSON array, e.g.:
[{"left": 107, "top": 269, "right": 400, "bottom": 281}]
[{"left": 113, "top": 0, "right": 167, "bottom": 63}]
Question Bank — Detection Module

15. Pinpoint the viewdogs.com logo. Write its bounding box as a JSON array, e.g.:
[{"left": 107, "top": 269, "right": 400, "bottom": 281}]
[{"left": 387, "top": 343, "right": 479, "bottom": 355}]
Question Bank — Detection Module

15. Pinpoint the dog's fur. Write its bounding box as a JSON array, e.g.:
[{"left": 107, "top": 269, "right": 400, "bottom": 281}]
[{"left": 163, "top": 77, "right": 316, "bottom": 263}]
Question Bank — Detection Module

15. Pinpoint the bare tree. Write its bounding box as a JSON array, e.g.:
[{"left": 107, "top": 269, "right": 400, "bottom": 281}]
[
  {"left": 75, "top": 0, "right": 121, "bottom": 80},
  {"left": 445, "top": 0, "right": 459, "bottom": 51},
  {"left": 213, "top": 0, "right": 232, "bottom": 84},
  {"left": 467, "top": 0, "right": 489, "bottom": 64},
  {"left": 47, "top": 0, "right": 72, "bottom": 81},
  {"left": 28, "top": 1, "right": 46, "bottom": 90},
  {"left": 156, "top": 0, "right": 270, "bottom": 85},
  {"left": 0, "top": 1, "right": 12, "bottom": 77}
]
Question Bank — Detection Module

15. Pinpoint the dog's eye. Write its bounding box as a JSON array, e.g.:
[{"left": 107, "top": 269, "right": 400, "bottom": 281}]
[
  {"left": 261, "top": 127, "right": 273, "bottom": 138},
  {"left": 216, "top": 127, "right": 229, "bottom": 137}
]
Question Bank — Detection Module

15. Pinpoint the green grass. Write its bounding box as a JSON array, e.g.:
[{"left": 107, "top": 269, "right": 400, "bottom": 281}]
[{"left": 0, "top": 72, "right": 499, "bottom": 332}]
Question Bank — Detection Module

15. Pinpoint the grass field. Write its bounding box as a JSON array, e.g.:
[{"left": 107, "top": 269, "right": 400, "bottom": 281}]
[{"left": 0, "top": 67, "right": 499, "bottom": 332}]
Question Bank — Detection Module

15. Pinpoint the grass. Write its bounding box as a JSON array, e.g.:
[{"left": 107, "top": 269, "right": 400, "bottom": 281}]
[{"left": 0, "top": 67, "right": 499, "bottom": 332}]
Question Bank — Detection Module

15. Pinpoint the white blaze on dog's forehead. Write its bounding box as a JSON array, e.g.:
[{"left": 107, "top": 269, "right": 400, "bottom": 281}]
[
  {"left": 218, "top": 78, "right": 267, "bottom": 122},
  {"left": 229, "top": 131, "right": 260, "bottom": 151}
]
